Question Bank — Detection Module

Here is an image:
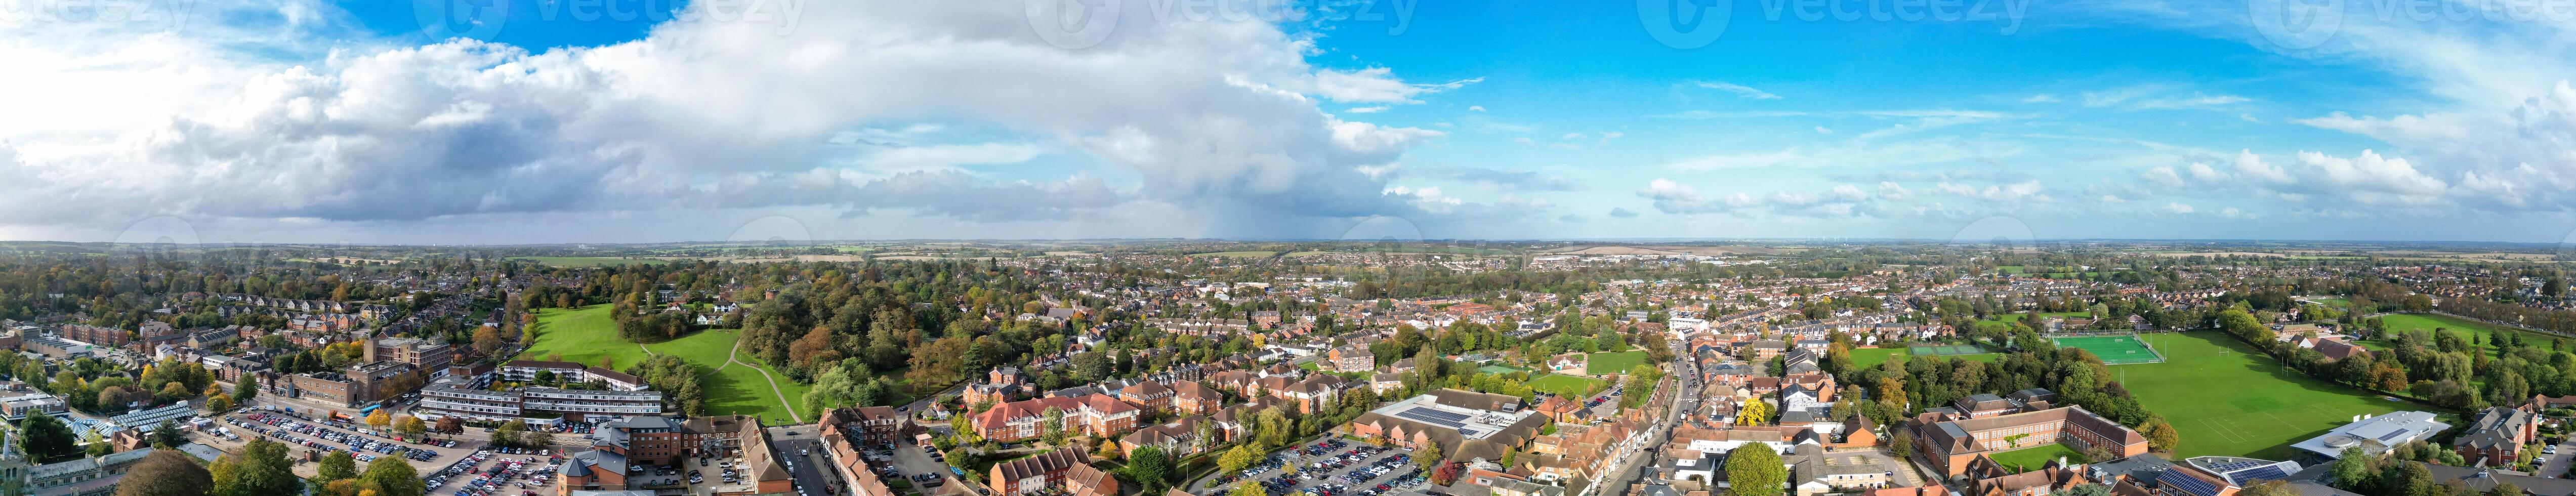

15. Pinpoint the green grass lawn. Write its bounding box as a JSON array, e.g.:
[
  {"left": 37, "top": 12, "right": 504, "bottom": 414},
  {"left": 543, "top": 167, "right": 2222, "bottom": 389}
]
[
  {"left": 1526, "top": 374, "right": 1610, "bottom": 397},
  {"left": 518, "top": 305, "right": 636, "bottom": 367},
  {"left": 2366, "top": 313, "right": 2567, "bottom": 358},
  {"left": 2120, "top": 332, "right": 2415, "bottom": 460},
  {"left": 1978, "top": 312, "right": 2092, "bottom": 329},
  {"left": 1585, "top": 351, "right": 1650, "bottom": 375},
  {"left": 2309, "top": 297, "right": 2352, "bottom": 307},
  {"left": 520, "top": 306, "right": 808, "bottom": 423},
  {"left": 1987, "top": 444, "right": 2088, "bottom": 471},
  {"left": 1996, "top": 266, "right": 2026, "bottom": 274},
  {"left": 1478, "top": 364, "right": 1530, "bottom": 375},
  {"left": 510, "top": 256, "right": 668, "bottom": 267}
]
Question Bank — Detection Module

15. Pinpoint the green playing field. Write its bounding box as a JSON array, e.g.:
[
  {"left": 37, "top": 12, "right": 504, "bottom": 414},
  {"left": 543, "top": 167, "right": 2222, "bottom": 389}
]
[{"left": 2055, "top": 335, "right": 2163, "bottom": 364}]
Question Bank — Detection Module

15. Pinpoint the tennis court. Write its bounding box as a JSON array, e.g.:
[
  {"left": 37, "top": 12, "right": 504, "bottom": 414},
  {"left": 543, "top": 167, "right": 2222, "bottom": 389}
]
[
  {"left": 2055, "top": 335, "right": 2164, "bottom": 364},
  {"left": 1908, "top": 344, "right": 1987, "bottom": 356}
]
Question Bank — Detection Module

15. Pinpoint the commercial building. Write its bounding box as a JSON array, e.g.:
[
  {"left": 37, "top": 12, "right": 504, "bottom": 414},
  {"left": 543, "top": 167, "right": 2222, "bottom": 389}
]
[
  {"left": 560, "top": 415, "right": 788, "bottom": 495},
  {"left": 281, "top": 361, "right": 419, "bottom": 408},
  {"left": 416, "top": 382, "right": 666, "bottom": 424},
  {"left": 370, "top": 337, "right": 453, "bottom": 372},
  {"left": 1344, "top": 389, "right": 1548, "bottom": 463},
  {"left": 2288, "top": 410, "right": 2448, "bottom": 462},
  {"left": 501, "top": 360, "right": 648, "bottom": 391}
]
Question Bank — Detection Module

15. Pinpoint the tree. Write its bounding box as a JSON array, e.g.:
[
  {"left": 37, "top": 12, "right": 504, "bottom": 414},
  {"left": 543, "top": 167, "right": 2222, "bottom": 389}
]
[
  {"left": 493, "top": 420, "right": 524, "bottom": 447},
  {"left": 1724, "top": 444, "right": 1788, "bottom": 496},
  {"left": 364, "top": 410, "right": 391, "bottom": 430},
  {"left": 152, "top": 420, "right": 187, "bottom": 448},
  {"left": 1128, "top": 446, "right": 1172, "bottom": 492},
  {"left": 2238, "top": 481, "right": 2297, "bottom": 496},
  {"left": 2142, "top": 419, "right": 2181, "bottom": 453},
  {"left": 435, "top": 417, "right": 463, "bottom": 435},
  {"left": 317, "top": 451, "right": 360, "bottom": 481},
  {"left": 1218, "top": 445, "right": 1261, "bottom": 474},
  {"left": 21, "top": 412, "right": 78, "bottom": 463},
  {"left": 394, "top": 416, "right": 427, "bottom": 439},
  {"left": 361, "top": 455, "right": 425, "bottom": 496},
  {"left": 1736, "top": 400, "right": 1772, "bottom": 426},
  {"left": 116, "top": 450, "right": 213, "bottom": 496},
  {"left": 2058, "top": 484, "right": 2110, "bottom": 496},
  {"left": 1230, "top": 480, "right": 1268, "bottom": 496},
  {"left": 1890, "top": 430, "right": 1914, "bottom": 460},
  {"left": 234, "top": 376, "right": 258, "bottom": 403},
  {"left": 2326, "top": 446, "right": 2378, "bottom": 492},
  {"left": 206, "top": 395, "right": 234, "bottom": 412},
  {"left": 229, "top": 438, "right": 305, "bottom": 496},
  {"left": 472, "top": 325, "right": 504, "bottom": 356}
]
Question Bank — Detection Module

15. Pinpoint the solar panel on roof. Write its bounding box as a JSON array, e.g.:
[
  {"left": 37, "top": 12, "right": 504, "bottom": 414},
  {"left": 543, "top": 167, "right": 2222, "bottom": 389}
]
[
  {"left": 1397, "top": 408, "right": 1470, "bottom": 429},
  {"left": 2158, "top": 470, "right": 2224, "bottom": 496},
  {"left": 2224, "top": 465, "right": 2291, "bottom": 483},
  {"left": 2376, "top": 429, "right": 2412, "bottom": 441}
]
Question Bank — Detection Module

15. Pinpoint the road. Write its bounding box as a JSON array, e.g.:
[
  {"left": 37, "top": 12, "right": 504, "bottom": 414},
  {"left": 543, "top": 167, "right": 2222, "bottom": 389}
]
[
  {"left": 2539, "top": 438, "right": 2573, "bottom": 479},
  {"left": 1576, "top": 338, "right": 1694, "bottom": 496}
]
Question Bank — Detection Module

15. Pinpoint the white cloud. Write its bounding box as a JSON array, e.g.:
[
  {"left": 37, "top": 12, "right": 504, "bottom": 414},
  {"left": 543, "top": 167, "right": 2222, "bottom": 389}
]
[
  {"left": 1346, "top": 106, "right": 1391, "bottom": 113},
  {"left": 0, "top": 2, "right": 1464, "bottom": 236},
  {"left": 1691, "top": 80, "right": 1783, "bottom": 100},
  {"left": 1814, "top": 126, "right": 1834, "bottom": 135},
  {"left": 2165, "top": 202, "right": 2195, "bottom": 214},
  {"left": 2023, "top": 94, "right": 2059, "bottom": 103},
  {"left": 1310, "top": 68, "right": 1482, "bottom": 104},
  {"left": 1467, "top": 105, "right": 1486, "bottom": 112},
  {"left": 1638, "top": 178, "right": 1721, "bottom": 214}
]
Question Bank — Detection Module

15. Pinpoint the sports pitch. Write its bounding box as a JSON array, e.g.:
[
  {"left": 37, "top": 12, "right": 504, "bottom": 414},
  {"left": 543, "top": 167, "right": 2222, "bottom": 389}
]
[
  {"left": 2054, "top": 335, "right": 2164, "bottom": 365},
  {"left": 1907, "top": 344, "right": 1987, "bottom": 356},
  {"left": 2113, "top": 332, "right": 2414, "bottom": 459}
]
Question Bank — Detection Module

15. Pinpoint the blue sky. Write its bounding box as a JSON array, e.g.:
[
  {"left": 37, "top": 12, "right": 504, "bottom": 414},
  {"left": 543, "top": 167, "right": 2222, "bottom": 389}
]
[{"left": 1, "top": 0, "right": 2571, "bottom": 244}]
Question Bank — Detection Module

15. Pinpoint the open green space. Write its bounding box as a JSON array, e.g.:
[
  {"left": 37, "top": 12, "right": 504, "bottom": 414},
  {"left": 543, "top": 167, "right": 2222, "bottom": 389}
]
[
  {"left": 1478, "top": 364, "right": 1530, "bottom": 374},
  {"left": 2363, "top": 313, "right": 2567, "bottom": 358},
  {"left": 509, "top": 256, "right": 668, "bottom": 267},
  {"left": 518, "top": 305, "right": 808, "bottom": 423},
  {"left": 2119, "top": 332, "right": 2415, "bottom": 460},
  {"left": 2309, "top": 297, "right": 2352, "bottom": 307},
  {"left": 1987, "top": 444, "right": 2089, "bottom": 472},
  {"left": 1584, "top": 351, "right": 1650, "bottom": 375},
  {"left": 1995, "top": 266, "right": 2026, "bottom": 274},
  {"left": 1526, "top": 374, "right": 1610, "bottom": 398}
]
